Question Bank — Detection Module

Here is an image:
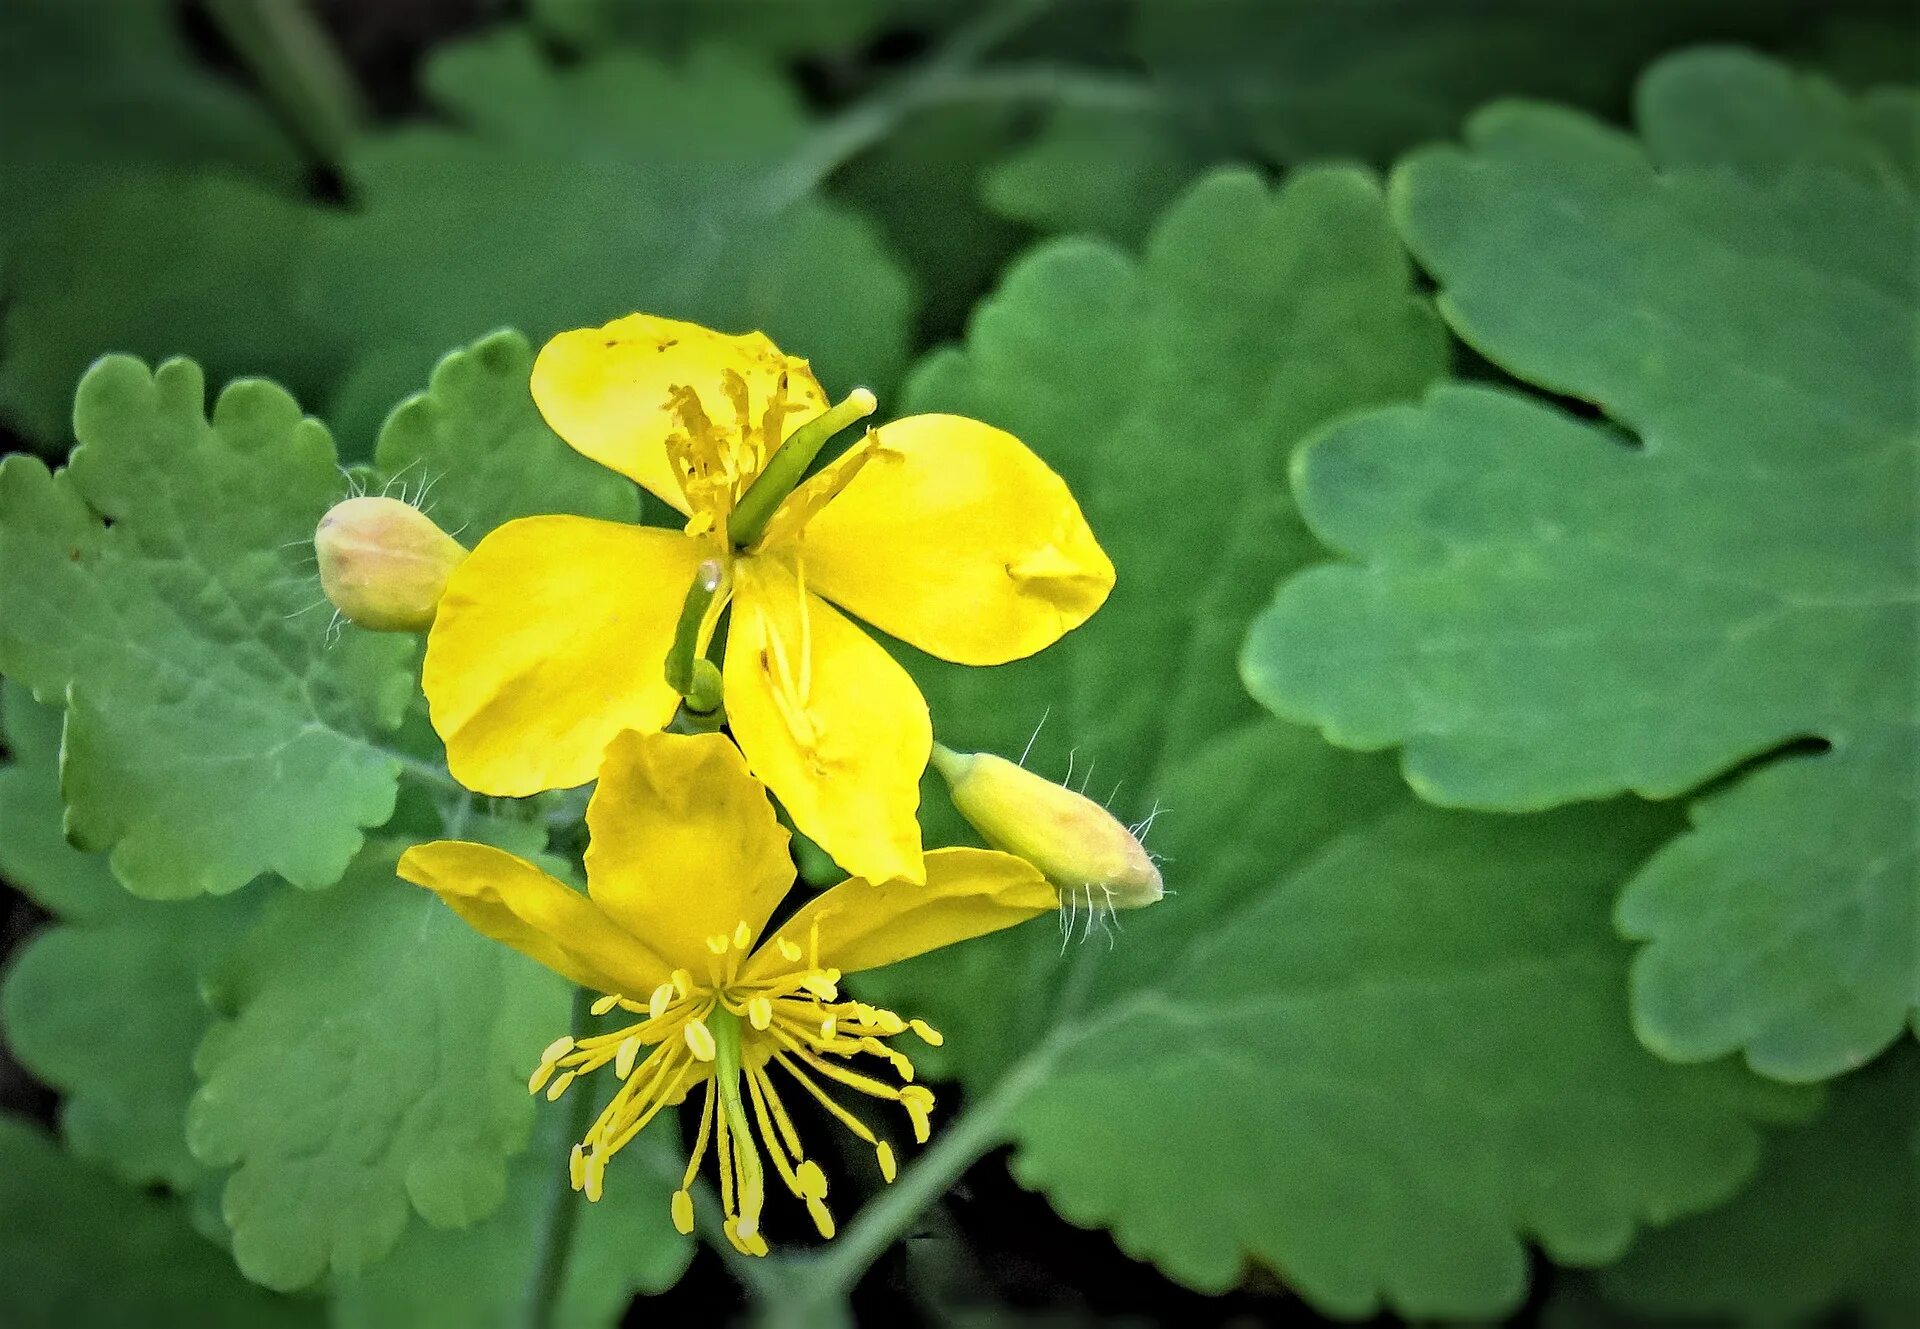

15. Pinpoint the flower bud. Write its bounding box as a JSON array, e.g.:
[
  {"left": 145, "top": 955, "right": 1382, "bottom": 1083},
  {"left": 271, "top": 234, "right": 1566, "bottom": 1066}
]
[
  {"left": 929, "top": 744, "right": 1163, "bottom": 908},
  {"left": 314, "top": 496, "right": 466, "bottom": 632}
]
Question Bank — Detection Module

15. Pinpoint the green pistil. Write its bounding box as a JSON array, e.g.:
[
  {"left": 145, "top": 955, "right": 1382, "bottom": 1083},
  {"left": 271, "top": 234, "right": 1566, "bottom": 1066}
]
[{"left": 726, "top": 388, "right": 876, "bottom": 549}]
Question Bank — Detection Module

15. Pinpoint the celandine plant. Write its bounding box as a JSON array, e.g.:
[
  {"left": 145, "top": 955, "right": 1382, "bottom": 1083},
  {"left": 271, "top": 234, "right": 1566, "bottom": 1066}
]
[{"left": 315, "top": 313, "right": 1154, "bottom": 1257}]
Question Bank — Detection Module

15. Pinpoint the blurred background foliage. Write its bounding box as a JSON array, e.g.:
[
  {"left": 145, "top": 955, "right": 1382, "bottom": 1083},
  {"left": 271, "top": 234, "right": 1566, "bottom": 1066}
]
[{"left": 0, "top": 0, "right": 1914, "bottom": 1326}]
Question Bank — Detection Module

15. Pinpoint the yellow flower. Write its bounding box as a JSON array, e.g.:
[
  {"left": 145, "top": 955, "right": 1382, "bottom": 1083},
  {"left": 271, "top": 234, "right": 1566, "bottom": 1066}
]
[
  {"left": 422, "top": 314, "right": 1113, "bottom": 884},
  {"left": 396, "top": 727, "right": 1058, "bottom": 1255}
]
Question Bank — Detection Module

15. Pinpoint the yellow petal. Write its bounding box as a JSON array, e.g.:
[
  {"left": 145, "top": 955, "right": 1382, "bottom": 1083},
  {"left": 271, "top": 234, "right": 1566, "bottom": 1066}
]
[
  {"left": 424, "top": 515, "right": 701, "bottom": 797},
  {"left": 531, "top": 314, "right": 827, "bottom": 516},
  {"left": 584, "top": 730, "right": 796, "bottom": 969},
  {"left": 723, "top": 557, "right": 929, "bottom": 886},
  {"left": 770, "top": 415, "right": 1114, "bottom": 665},
  {"left": 745, "top": 848, "right": 1056, "bottom": 981},
  {"left": 398, "top": 841, "right": 672, "bottom": 994}
]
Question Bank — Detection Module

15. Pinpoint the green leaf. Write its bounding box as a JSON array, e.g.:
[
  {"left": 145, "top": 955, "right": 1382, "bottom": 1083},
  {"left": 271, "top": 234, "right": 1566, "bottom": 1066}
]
[
  {"left": 854, "top": 162, "right": 1809, "bottom": 1316},
  {"left": 0, "top": 1114, "right": 321, "bottom": 1329},
  {"left": 0, "top": 180, "right": 327, "bottom": 449},
  {"left": 0, "top": 679, "right": 118, "bottom": 919},
  {"left": 529, "top": 0, "right": 908, "bottom": 59},
  {"left": 837, "top": 104, "right": 1032, "bottom": 341},
  {"left": 869, "top": 165, "right": 1445, "bottom": 1080},
  {"left": 1, "top": 681, "right": 256, "bottom": 1191},
  {"left": 1597, "top": 1045, "right": 1920, "bottom": 1327},
  {"left": 1126, "top": 0, "right": 1900, "bottom": 165},
  {"left": 982, "top": 105, "right": 1212, "bottom": 247},
  {"left": 0, "top": 355, "right": 416, "bottom": 899},
  {"left": 905, "top": 165, "right": 1446, "bottom": 787},
  {"left": 1009, "top": 776, "right": 1810, "bottom": 1318},
  {"left": 0, "top": 27, "right": 913, "bottom": 458},
  {"left": 318, "top": 31, "right": 913, "bottom": 448},
  {"left": 331, "top": 1108, "right": 692, "bottom": 1328},
  {"left": 0, "top": 0, "right": 298, "bottom": 256},
  {"left": 370, "top": 329, "right": 641, "bottom": 542},
  {"left": 188, "top": 839, "right": 570, "bottom": 1291},
  {"left": 1243, "top": 51, "right": 1918, "bottom": 1081}
]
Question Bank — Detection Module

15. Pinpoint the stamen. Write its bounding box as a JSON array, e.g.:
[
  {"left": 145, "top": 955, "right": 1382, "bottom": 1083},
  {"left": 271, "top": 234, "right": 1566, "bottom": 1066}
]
[
  {"left": 777, "top": 938, "right": 802, "bottom": 962},
  {"left": 909, "top": 1018, "right": 944, "bottom": 1047},
  {"left": 732, "top": 920, "right": 753, "bottom": 950},
  {"left": 615, "top": 1037, "right": 641, "bottom": 1079},
  {"left": 671, "top": 1188, "right": 695, "bottom": 1236},
  {"left": 648, "top": 982, "right": 676, "bottom": 1019},
  {"left": 590, "top": 993, "right": 622, "bottom": 1016},
  {"left": 545, "top": 1070, "right": 576, "bottom": 1101},
  {"left": 684, "top": 1018, "right": 718, "bottom": 1062},
  {"left": 540, "top": 1035, "right": 576, "bottom": 1064},
  {"left": 876, "top": 1141, "right": 897, "bottom": 1183},
  {"left": 747, "top": 996, "right": 774, "bottom": 1030}
]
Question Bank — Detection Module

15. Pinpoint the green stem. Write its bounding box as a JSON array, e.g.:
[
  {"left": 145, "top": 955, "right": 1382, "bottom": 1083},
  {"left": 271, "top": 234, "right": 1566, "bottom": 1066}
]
[
  {"left": 524, "top": 987, "right": 595, "bottom": 1329},
  {"left": 792, "top": 1041, "right": 1061, "bottom": 1307},
  {"left": 201, "top": 0, "right": 365, "bottom": 168},
  {"left": 388, "top": 750, "right": 465, "bottom": 796},
  {"left": 749, "top": 0, "right": 1055, "bottom": 215},
  {"left": 665, "top": 560, "right": 724, "bottom": 696}
]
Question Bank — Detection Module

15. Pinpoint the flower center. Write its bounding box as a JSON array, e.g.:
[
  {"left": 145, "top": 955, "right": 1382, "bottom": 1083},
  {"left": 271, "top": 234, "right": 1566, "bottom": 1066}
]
[{"left": 526, "top": 918, "right": 942, "bottom": 1254}]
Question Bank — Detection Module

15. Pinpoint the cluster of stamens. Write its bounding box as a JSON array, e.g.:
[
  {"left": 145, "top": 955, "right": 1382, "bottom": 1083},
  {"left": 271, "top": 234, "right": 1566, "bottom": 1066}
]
[{"left": 526, "top": 919, "right": 939, "bottom": 1255}]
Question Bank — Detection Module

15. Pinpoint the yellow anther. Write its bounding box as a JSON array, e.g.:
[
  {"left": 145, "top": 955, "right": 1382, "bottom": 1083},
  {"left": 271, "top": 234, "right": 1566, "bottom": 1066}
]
[
  {"left": 747, "top": 997, "right": 773, "bottom": 1031},
  {"left": 671, "top": 1189, "right": 695, "bottom": 1235},
  {"left": 568, "top": 1144, "right": 585, "bottom": 1190},
  {"left": 583, "top": 1152, "right": 605, "bottom": 1203},
  {"left": 819, "top": 1016, "right": 837, "bottom": 1040},
  {"left": 545, "top": 1070, "right": 577, "bottom": 1101},
  {"left": 671, "top": 969, "right": 694, "bottom": 999},
  {"left": 540, "top": 1035, "right": 576, "bottom": 1065},
  {"left": 794, "top": 1160, "right": 828, "bottom": 1200},
  {"left": 684, "top": 1019, "right": 718, "bottom": 1062},
  {"left": 909, "top": 1018, "right": 943, "bottom": 1047},
  {"left": 615, "top": 1037, "right": 641, "bottom": 1079},
  {"left": 806, "top": 1196, "right": 836, "bottom": 1239},
  {"left": 706, "top": 934, "right": 729, "bottom": 956},
  {"left": 876, "top": 1141, "right": 897, "bottom": 1183},
  {"left": 801, "top": 973, "right": 838, "bottom": 1000},
  {"left": 649, "top": 983, "right": 676, "bottom": 1019},
  {"left": 900, "top": 1086, "right": 935, "bottom": 1143},
  {"left": 590, "top": 993, "right": 622, "bottom": 1016},
  {"left": 527, "top": 1061, "right": 558, "bottom": 1095},
  {"left": 733, "top": 920, "right": 753, "bottom": 949},
  {"left": 777, "top": 938, "right": 802, "bottom": 963}
]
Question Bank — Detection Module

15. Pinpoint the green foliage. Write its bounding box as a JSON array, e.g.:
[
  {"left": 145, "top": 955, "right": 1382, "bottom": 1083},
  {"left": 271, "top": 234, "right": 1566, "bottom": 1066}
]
[
  {"left": 1127, "top": 0, "right": 1911, "bottom": 165},
  {"left": 188, "top": 839, "right": 568, "bottom": 1291},
  {"left": 0, "top": 1114, "right": 320, "bottom": 1328},
  {"left": 0, "top": 0, "right": 298, "bottom": 258},
  {"left": 0, "top": 356, "right": 415, "bottom": 899},
  {"left": 1243, "top": 50, "right": 1917, "bottom": 1082},
  {"left": 369, "top": 329, "right": 641, "bottom": 540},
  {"left": 332, "top": 1115, "right": 692, "bottom": 1329},
  {"left": 851, "top": 166, "right": 1809, "bottom": 1316},
  {"left": 0, "top": 684, "right": 252, "bottom": 1190},
  {"left": 0, "top": 27, "right": 912, "bottom": 456},
  {"left": 1, "top": 7, "right": 1913, "bottom": 1323},
  {"left": 1597, "top": 1045, "right": 1920, "bottom": 1326},
  {"left": 1012, "top": 774, "right": 1808, "bottom": 1317}
]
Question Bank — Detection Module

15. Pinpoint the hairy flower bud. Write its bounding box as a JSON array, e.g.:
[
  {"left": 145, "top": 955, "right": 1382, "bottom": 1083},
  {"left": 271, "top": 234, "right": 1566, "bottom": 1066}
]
[
  {"left": 929, "top": 744, "right": 1163, "bottom": 908},
  {"left": 314, "top": 496, "right": 466, "bottom": 632}
]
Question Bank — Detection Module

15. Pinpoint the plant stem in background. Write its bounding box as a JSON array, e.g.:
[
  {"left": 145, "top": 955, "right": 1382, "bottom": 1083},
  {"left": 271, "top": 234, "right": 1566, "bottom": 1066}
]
[
  {"left": 789, "top": 1038, "right": 1065, "bottom": 1312},
  {"left": 202, "top": 0, "right": 366, "bottom": 169},
  {"left": 522, "top": 986, "right": 595, "bottom": 1329}
]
